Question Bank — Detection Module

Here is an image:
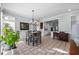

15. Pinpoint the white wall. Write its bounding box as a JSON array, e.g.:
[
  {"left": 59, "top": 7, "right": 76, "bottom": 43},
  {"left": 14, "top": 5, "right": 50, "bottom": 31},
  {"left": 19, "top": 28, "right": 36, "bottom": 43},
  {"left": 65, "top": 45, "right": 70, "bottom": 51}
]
[
  {"left": 1, "top": 12, "right": 3, "bottom": 35},
  {"left": 0, "top": 12, "right": 1, "bottom": 35},
  {"left": 43, "top": 10, "right": 79, "bottom": 37},
  {"left": 2, "top": 11, "right": 45, "bottom": 39},
  {"left": 71, "top": 12, "right": 79, "bottom": 38},
  {"left": 58, "top": 13, "right": 71, "bottom": 33},
  {"left": 3, "top": 15, "right": 15, "bottom": 30},
  {"left": 44, "top": 22, "right": 51, "bottom": 35},
  {"left": 15, "top": 18, "right": 30, "bottom": 40},
  {"left": 2, "top": 12, "right": 30, "bottom": 40},
  {"left": 43, "top": 13, "right": 71, "bottom": 35}
]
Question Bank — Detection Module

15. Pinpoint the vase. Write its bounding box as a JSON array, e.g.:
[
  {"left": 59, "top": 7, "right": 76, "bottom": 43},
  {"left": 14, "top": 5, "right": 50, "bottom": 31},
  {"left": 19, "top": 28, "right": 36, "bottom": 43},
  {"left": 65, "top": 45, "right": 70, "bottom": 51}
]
[
  {"left": 12, "top": 43, "right": 17, "bottom": 49},
  {"left": 4, "top": 44, "right": 11, "bottom": 50}
]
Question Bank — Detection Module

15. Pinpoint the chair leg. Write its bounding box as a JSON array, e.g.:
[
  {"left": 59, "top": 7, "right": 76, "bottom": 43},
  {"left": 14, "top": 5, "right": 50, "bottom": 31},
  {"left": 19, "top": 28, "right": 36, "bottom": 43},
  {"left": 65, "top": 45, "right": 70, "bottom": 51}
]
[
  {"left": 40, "top": 39, "right": 41, "bottom": 44},
  {"left": 32, "top": 38, "right": 34, "bottom": 46},
  {"left": 28, "top": 38, "right": 30, "bottom": 45},
  {"left": 26, "top": 38, "right": 27, "bottom": 41},
  {"left": 35, "top": 39, "right": 38, "bottom": 45},
  {"left": 32, "top": 41, "right": 34, "bottom": 46},
  {"left": 37, "top": 39, "right": 39, "bottom": 45}
]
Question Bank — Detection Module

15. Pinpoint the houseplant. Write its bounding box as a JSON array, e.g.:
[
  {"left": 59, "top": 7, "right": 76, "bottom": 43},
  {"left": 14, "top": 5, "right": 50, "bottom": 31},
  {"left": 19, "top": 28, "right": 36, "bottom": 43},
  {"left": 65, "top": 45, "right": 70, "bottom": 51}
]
[{"left": 0, "top": 23, "right": 20, "bottom": 50}]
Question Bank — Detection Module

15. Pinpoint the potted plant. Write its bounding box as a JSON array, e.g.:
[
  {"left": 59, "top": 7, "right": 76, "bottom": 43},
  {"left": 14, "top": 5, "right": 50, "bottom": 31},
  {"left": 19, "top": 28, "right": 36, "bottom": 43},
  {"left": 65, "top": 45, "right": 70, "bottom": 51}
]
[{"left": 0, "top": 23, "right": 20, "bottom": 50}]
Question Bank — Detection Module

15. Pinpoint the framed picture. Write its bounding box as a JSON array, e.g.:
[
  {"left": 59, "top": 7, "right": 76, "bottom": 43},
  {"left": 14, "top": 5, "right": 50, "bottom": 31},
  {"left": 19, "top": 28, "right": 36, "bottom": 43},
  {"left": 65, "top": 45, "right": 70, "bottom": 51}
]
[
  {"left": 20, "top": 22, "right": 29, "bottom": 30},
  {"left": 40, "top": 22, "right": 43, "bottom": 29},
  {"left": 50, "top": 19, "right": 59, "bottom": 31}
]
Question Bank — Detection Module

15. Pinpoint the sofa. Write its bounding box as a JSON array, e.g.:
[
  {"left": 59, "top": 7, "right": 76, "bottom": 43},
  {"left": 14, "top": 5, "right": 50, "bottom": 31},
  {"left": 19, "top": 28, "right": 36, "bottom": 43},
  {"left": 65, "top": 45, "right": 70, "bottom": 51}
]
[{"left": 53, "top": 32, "right": 69, "bottom": 42}]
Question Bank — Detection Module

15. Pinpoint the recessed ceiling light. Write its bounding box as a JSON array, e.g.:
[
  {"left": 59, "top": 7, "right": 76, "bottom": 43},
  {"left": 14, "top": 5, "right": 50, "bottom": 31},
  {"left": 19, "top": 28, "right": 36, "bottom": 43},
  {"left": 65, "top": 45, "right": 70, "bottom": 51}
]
[{"left": 68, "top": 9, "right": 71, "bottom": 11}]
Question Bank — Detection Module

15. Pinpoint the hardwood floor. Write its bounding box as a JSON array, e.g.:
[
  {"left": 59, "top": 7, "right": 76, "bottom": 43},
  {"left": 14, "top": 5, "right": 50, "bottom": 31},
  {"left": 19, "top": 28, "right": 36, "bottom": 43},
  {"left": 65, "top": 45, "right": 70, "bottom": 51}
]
[
  {"left": 0, "top": 36, "right": 69, "bottom": 55},
  {"left": 15, "top": 36, "right": 69, "bottom": 55}
]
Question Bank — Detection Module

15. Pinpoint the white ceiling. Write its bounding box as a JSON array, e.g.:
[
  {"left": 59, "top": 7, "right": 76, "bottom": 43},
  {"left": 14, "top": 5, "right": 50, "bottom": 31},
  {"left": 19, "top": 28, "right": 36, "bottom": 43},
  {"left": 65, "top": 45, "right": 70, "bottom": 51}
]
[{"left": 1, "top": 3, "right": 79, "bottom": 19}]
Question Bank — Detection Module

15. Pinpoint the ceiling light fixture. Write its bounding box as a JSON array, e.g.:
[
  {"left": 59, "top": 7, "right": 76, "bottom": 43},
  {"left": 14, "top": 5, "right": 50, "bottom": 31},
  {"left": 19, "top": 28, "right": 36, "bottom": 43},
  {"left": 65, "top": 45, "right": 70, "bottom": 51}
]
[
  {"left": 31, "top": 10, "right": 40, "bottom": 24},
  {"left": 68, "top": 9, "right": 71, "bottom": 12},
  {"left": 30, "top": 10, "right": 39, "bottom": 31},
  {"left": 32, "top": 10, "right": 35, "bottom": 22}
]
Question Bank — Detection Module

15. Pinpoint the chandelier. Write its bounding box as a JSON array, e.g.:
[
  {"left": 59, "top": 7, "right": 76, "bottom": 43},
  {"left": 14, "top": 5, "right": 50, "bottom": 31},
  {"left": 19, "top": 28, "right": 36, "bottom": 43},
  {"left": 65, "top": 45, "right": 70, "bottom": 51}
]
[
  {"left": 32, "top": 10, "right": 35, "bottom": 22},
  {"left": 31, "top": 10, "right": 39, "bottom": 25},
  {"left": 30, "top": 10, "right": 39, "bottom": 31}
]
